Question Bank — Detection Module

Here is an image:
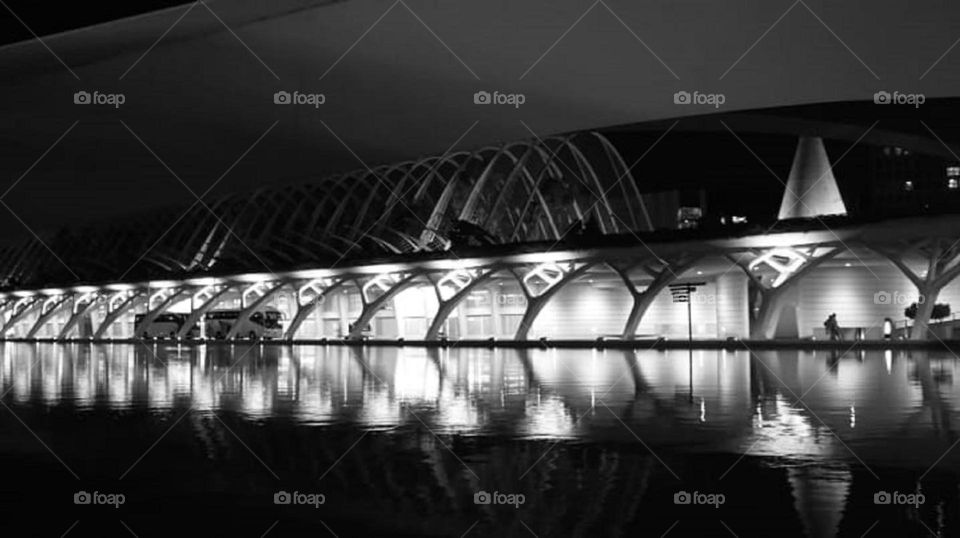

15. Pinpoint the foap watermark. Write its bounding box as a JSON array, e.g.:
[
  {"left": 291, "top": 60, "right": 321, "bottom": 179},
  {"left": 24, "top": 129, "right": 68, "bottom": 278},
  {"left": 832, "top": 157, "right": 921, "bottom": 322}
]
[
  {"left": 874, "top": 490, "right": 924, "bottom": 508},
  {"left": 273, "top": 490, "right": 325, "bottom": 508},
  {"left": 688, "top": 292, "right": 716, "bottom": 305},
  {"left": 874, "top": 290, "right": 924, "bottom": 306},
  {"left": 673, "top": 90, "right": 725, "bottom": 109},
  {"left": 473, "top": 490, "right": 525, "bottom": 508},
  {"left": 494, "top": 293, "right": 528, "bottom": 308},
  {"left": 74, "top": 490, "right": 126, "bottom": 508},
  {"left": 74, "top": 90, "right": 125, "bottom": 108},
  {"left": 274, "top": 90, "right": 326, "bottom": 108},
  {"left": 673, "top": 490, "right": 725, "bottom": 508},
  {"left": 873, "top": 90, "right": 925, "bottom": 108},
  {"left": 473, "top": 90, "right": 525, "bottom": 108}
]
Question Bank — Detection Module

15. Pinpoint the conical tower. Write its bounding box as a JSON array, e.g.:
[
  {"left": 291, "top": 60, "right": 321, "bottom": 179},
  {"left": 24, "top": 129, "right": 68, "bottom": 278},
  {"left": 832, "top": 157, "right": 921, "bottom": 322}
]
[{"left": 778, "top": 137, "right": 847, "bottom": 220}]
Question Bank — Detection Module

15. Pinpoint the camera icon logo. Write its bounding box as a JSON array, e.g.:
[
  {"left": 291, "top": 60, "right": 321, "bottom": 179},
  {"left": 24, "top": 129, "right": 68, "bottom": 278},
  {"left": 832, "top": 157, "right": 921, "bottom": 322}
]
[
  {"left": 874, "top": 291, "right": 891, "bottom": 305},
  {"left": 74, "top": 491, "right": 91, "bottom": 504},
  {"left": 473, "top": 91, "right": 491, "bottom": 105},
  {"left": 74, "top": 91, "right": 91, "bottom": 105},
  {"left": 274, "top": 91, "right": 291, "bottom": 105},
  {"left": 673, "top": 91, "right": 691, "bottom": 105},
  {"left": 873, "top": 491, "right": 892, "bottom": 504},
  {"left": 273, "top": 491, "right": 292, "bottom": 504},
  {"left": 874, "top": 91, "right": 891, "bottom": 105},
  {"left": 473, "top": 491, "right": 492, "bottom": 504},
  {"left": 673, "top": 491, "right": 691, "bottom": 504}
]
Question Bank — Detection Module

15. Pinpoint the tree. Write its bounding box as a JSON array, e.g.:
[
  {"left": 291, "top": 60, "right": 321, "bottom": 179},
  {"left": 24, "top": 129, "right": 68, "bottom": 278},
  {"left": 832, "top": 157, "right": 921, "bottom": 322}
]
[{"left": 905, "top": 302, "right": 951, "bottom": 321}]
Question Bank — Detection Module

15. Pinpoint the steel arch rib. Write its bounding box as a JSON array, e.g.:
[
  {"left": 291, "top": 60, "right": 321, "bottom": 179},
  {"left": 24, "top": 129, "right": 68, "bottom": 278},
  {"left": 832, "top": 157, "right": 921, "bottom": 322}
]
[
  {"left": 508, "top": 142, "right": 570, "bottom": 241},
  {"left": 476, "top": 144, "right": 538, "bottom": 230},
  {"left": 591, "top": 131, "right": 653, "bottom": 231},
  {"left": 475, "top": 144, "right": 536, "bottom": 235},
  {"left": 459, "top": 143, "right": 519, "bottom": 223},
  {"left": 418, "top": 153, "right": 479, "bottom": 247},
  {"left": 347, "top": 165, "right": 403, "bottom": 241},
  {"left": 561, "top": 139, "right": 617, "bottom": 233}
]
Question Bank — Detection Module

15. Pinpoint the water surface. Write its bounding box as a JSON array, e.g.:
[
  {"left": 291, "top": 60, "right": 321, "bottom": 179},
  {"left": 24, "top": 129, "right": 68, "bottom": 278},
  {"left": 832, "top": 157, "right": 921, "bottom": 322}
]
[{"left": 0, "top": 343, "right": 956, "bottom": 536}]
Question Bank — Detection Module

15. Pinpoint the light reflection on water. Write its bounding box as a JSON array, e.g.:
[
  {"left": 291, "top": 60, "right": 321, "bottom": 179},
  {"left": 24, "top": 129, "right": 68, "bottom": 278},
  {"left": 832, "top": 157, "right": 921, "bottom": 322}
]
[
  {"left": 0, "top": 343, "right": 956, "bottom": 469},
  {"left": 1, "top": 343, "right": 958, "bottom": 536}
]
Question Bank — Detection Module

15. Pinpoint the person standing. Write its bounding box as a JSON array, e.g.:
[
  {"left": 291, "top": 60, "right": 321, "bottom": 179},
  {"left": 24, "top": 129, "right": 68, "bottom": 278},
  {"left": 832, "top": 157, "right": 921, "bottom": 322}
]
[{"left": 824, "top": 313, "right": 842, "bottom": 341}]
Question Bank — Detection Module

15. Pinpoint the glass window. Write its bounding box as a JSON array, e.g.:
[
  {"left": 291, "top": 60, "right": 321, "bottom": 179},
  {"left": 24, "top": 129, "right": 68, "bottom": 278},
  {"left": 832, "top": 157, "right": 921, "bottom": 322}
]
[
  {"left": 347, "top": 293, "right": 362, "bottom": 312},
  {"left": 404, "top": 317, "right": 426, "bottom": 336},
  {"left": 466, "top": 315, "right": 492, "bottom": 336},
  {"left": 467, "top": 290, "right": 491, "bottom": 306},
  {"left": 499, "top": 314, "right": 523, "bottom": 336}
]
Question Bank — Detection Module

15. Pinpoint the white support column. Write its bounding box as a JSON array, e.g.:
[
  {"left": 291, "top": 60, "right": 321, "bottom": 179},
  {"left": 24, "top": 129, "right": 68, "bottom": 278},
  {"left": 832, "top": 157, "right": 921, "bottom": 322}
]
[
  {"left": 876, "top": 238, "right": 960, "bottom": 340},
  {"left": 729, "top": 246, "right": 841, "bottom": 339},
  {"left": 0, "top": 297, "right": 44, "bottom": 337},
  {"left": 283, "top": 278, "right": 347, "bottom": 340},
  {"left": 93, "top": 291, "right": 145, "bottom": 339},
  {"left": 225, "top": 281, "right": 288, "bottom": 339},
  {"left": 178, "top": 284, "right": 237, "bottom": 338},
  {"left": 26, "top": 294, "right": 72, "bottom": 339},
  {"left": 425, "top": 266, "right": 502, "bottom": 340},
  {"left": 348, "top": 271, "right": 425, "bottom": 340},
  {"left": 58, "top": 292, "right": 101, "bottom": 339},
  {"left": 514, "top": 261, "right": 594, "bottom": 340},
  {"left": 614, "top": 256, "right": 699, "bottom": 340},
  {"left": 134, "top": 286, "right": 191, "bottom": 338}
]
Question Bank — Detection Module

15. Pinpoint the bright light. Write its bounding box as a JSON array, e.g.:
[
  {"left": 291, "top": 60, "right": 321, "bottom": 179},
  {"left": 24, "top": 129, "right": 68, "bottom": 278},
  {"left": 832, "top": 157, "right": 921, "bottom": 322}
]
[
  {"left": 105, "top": 283, "right": 138, "bottom": 292},
  {"left": 39, "top": 288, "right": 65, "bottom": 295},
  {"left": 73, "top": 286, "right": 100, "bottom": 294},
  {"left": 185, "top": 277, "right": 224, "bottom": 287},
  {"left": 148, "top": 280, "right": 180, "bottom": 289},
  {"left": 232, "top": 272, "right": 275, "bottom": 283}
]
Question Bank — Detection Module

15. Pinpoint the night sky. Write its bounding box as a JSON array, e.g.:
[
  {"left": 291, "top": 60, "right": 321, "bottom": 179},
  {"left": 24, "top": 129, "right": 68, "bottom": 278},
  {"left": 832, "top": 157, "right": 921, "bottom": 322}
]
[{"left": 2, "top": 0, "right": 960, "bottom": 243}]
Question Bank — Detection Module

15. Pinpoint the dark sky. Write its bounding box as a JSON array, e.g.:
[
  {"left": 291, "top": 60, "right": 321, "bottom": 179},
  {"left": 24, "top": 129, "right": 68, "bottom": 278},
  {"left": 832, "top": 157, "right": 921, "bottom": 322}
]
[
  {"left": 3, "top": 0, "right": 960, "bottom": 243},
  {"left": 0, "top": 2, "right": 194, "bottom": 45}
]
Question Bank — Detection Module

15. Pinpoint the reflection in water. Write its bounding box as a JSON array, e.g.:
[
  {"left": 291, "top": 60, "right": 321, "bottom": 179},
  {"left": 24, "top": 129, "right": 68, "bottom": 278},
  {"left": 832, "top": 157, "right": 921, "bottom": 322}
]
[{"left": 0, "top": 343, "right": 957, "bottom": 536}]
